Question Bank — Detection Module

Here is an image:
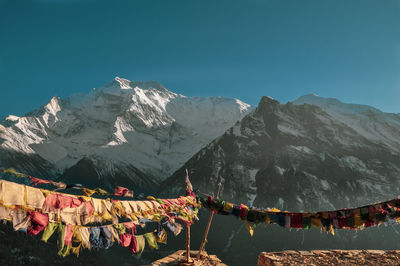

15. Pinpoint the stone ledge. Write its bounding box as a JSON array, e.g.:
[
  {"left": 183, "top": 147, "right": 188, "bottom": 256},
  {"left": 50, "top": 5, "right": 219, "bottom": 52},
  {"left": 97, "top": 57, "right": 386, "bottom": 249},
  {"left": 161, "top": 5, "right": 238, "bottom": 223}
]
[
  {"left": 149, "top": 250, "right": 226, "bottom": 266},
  {"left": 258, "top": 250, "right": 400, "bottom": 265}
]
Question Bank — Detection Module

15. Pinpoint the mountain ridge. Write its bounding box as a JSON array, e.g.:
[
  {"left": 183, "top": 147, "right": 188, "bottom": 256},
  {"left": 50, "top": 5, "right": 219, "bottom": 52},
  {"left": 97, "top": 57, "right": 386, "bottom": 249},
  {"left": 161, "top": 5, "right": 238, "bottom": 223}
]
[
  {"left": 162, "top": 94, "right": 400, "bottom": 209},
  {"left": 0, "top": 77, "right": 252, "bottom": 191}
]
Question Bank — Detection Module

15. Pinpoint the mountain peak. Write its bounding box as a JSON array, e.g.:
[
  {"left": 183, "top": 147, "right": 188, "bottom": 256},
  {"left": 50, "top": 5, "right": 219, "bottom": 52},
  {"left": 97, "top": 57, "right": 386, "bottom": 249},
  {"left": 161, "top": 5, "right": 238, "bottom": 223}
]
[
  {"left": 45, "top": 96, "right": 62, "bottom": 116},
  {"left": 292, "top": 94, "right": 383, "bottom": 115},
  {"left": 113, "top": 76, "right": 166, "bottom": 91},
  {"left": 293, "top": 94, "right": 340, "bottom": 106},
  {"left": 98, "top": 77, "right": 167, "bottom": 94},
  {"left": 114, "top": 77, "right": 132, "bottom": 89},
  {"left": 259, "top": 96, "right": 279, "bottom": 104},
  {"left": 254, "top": 96, "right": 280, "bottom": 116},
  {"left": 257, "top": 95, "right": 279, "bottom": 107}
]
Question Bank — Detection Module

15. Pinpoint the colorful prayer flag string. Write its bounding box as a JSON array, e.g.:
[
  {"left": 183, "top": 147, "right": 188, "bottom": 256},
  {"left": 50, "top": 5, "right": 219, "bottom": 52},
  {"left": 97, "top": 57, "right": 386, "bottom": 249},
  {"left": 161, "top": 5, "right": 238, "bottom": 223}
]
[
  {"left": 0, "top": 168, "right": 133, "bottom": 198},
  {"left": 198, "top": 195, "right": 400, "bottom": 235},
  {"left": 0, "top": 179, "right": 200, "bottom": 257}
]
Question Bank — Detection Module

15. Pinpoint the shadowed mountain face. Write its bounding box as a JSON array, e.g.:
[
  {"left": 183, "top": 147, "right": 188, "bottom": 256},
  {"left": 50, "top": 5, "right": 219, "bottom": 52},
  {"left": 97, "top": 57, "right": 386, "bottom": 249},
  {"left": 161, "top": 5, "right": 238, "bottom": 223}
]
[
  {"left": 161, "top": 96, "right": 400, "bottom": 265},
  {"left": 0, "top": 77, "right": 251, "bottom": 191},
  {"left": 163, "top": 96, "right": 400, "bottom": 210}
]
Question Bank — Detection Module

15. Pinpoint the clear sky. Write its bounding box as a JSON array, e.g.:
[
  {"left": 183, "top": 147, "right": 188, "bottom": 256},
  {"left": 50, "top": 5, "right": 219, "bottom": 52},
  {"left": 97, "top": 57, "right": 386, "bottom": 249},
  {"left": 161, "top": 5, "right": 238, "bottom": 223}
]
[{"left": 0, "top": 0, "right": 399, "bottom": 119}]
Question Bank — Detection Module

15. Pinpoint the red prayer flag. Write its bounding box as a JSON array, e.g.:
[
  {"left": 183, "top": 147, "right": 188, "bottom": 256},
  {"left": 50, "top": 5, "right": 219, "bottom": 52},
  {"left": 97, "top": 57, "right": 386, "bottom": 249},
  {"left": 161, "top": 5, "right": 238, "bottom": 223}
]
[
  {"left": 27, "top": 211, "right": 49, "bottom": 235},
  {"left": 114, "top": 186, "right": 133, "bottom": 197},
  {"left": 28, "top": 176, "right": 53, "bottom": 186}
]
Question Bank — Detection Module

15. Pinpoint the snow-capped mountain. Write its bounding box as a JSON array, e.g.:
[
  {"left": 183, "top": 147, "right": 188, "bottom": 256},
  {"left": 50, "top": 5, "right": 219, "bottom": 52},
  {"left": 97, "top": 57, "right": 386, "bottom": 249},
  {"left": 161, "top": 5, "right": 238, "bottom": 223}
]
[
  {"left": 0, "top": 77, "right": 251, "bottom": 191},
  {"left": 163, "top": 94, "right": 400, "bottom": 210},
  {"left": 161, "top": 94, "right": 400, "bottom": 265}
]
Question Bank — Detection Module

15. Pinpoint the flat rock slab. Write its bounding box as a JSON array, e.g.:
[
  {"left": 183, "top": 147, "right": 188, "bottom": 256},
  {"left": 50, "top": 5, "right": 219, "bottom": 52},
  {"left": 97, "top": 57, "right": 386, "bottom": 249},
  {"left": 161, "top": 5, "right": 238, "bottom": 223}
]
[
  {"left": 258, "top": 250, "right": 400, "bottom": 265},
  {"left": 148, "top": 250, "right": 226, "bottom": 266}
]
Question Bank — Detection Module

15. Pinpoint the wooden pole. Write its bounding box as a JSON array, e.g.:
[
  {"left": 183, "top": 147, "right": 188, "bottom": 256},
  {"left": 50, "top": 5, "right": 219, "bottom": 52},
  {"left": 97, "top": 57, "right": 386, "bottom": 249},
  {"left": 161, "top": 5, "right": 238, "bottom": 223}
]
[
  {"left": 185, "top": 168, "right": 193, "bottom": 263},
  {"left": 196, "top": 181, "right": 222, "bottom": 260},
  {"left": 186, "top": 224, "right": 191, "bottom": 263}
]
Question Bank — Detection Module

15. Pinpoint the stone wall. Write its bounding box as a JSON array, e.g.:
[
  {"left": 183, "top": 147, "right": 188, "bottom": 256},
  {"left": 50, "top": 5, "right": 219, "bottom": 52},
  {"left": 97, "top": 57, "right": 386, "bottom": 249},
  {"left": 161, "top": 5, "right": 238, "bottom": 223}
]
[{"left": 258, "top": 250, "right": 400, "bottom": 265}]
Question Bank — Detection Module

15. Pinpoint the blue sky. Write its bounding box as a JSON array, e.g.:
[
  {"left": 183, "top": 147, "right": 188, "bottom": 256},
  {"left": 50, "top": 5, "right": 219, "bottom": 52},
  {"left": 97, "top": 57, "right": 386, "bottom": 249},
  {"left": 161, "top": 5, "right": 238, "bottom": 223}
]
[{"left": 0, "top": 0, "right": 399, "bottom": 119}]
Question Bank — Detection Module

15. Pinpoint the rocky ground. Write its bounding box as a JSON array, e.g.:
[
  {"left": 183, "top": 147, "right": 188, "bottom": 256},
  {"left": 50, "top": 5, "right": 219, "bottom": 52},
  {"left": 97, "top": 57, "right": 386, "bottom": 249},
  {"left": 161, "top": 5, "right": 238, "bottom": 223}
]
[
  {"left": 149, "top": 250, "right": 226, "bottom": 266},
  {"left": 258, "top": 250, "right": 400, "bottom": 265}
]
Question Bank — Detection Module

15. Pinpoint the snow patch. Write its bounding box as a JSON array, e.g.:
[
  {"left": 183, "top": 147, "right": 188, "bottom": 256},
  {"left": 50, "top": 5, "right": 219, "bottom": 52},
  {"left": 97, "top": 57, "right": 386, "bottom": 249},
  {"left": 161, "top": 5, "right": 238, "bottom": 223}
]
[
  {"left": 275, "top": 165, "right": 285, "bottom": 175},
  {"left": 296, "top": 195, "right": 304, "bottom": 209},
  {"left": 277, "top": 198, "right": 285, "bottom": 209},
  {"left": 248, "top": 168, "right": 258, "bottom": 182},
  {"left": 45, "top": 97, "right": 62, "bottom": 116},
  {"left": 278, "top": 124, "right": 304, "bottom": 137},
  {"left": 235, "top": 99, "right": 252, "bottom": 112},
  {"left": 5, "top": 115, "right": 19, "bottom": 122},
  {"left": 114, "top": 77, "right": 132, "bottom": 89},
  {"left": 341, "top": 156, "right": 367, "bottom": 170},
  {"left": 289, "top": 145, "right": 313, "bottom": 154},
  {"left": 247, "top": 194, "right": 256, "bottom": 207},
  {"left": 320, "top": 179, "right": 330, "bottom": 190}
]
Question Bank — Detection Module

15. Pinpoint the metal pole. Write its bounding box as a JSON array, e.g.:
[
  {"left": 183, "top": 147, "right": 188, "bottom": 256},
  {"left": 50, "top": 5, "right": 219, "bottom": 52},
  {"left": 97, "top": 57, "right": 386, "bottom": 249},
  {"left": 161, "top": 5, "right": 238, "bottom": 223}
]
[{"left": 196, "top": 181, "right": 222, "bottom": 260}]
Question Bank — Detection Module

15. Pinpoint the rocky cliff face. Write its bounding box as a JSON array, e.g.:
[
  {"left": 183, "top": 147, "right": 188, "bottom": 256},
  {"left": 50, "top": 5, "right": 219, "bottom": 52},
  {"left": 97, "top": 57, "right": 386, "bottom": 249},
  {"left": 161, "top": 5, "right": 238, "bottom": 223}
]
[
  {"left": 0, "top": 77, "right": 251, "bottom": 191},
  {"left": 163, "top": 95, "right": 400, "bottom": 211}
]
